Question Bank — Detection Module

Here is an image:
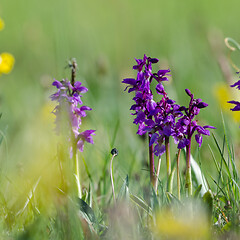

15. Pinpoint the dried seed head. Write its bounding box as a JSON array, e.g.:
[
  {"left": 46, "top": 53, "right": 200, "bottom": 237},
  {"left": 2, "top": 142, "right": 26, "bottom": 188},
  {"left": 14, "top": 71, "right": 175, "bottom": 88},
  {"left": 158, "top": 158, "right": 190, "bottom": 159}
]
[{"left": 111, "top": 148, "right": 118, "bottom": 156}]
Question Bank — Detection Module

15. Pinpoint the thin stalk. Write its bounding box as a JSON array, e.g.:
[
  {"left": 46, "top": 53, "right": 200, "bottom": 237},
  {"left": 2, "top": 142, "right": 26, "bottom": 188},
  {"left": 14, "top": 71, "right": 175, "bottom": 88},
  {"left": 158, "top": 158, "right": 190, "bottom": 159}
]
[
  {"left": 165, "top": 137, "right": 171, "bottom": 178},
  {"left": 110, "top": 154, "right": 116, "bottom": 202},
  {"left": 149, "top": 135, "right": 156, "bottom": 187},
  {"left": 154, "top": 157, "right": 162, "bottom": 193},
  {"left": 71, "top": 59, "right": 77, "bottom": 86},
  {"left": 186, "top": 142, "right": 192, "bottom": 196},
  {"left": 177, "top": 149, "right": 181, "bottom": 200},
  {"left": 73, "top": 145, "right": 82, "bottom": 198},
  {"left": 70, "top": 59, "right": 82, "bottom": 198},
  {"left": 168, "top": 168, "right": 176, "bottom": 194}
]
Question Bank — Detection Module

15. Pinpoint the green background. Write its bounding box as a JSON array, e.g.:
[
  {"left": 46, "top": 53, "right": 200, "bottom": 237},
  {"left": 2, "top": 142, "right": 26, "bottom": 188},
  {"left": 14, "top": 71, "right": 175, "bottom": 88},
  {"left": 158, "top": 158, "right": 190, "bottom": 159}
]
[{"left": 0, "top": 0, "right": 240, "bottom": 184}]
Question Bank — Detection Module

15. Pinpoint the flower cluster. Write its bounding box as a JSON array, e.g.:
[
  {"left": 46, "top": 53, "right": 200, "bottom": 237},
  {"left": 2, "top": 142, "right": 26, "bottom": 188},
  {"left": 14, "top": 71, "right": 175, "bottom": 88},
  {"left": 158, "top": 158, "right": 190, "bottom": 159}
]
[
  {"left": 173, "top": 89, "right": 215, "bottom": 149},
  {"left": 51, "top": 79, "right": 95, "bottom": 153},
  {"left": 123, "top": 55, "right": 214, "bottom": 156},
  {"left": 123, "top": 55, "right": 215, "bottom": 195},
  {"left": 123, "top": 55, "right": 176, "bottom": 156},
  {"left": 228, "top": 73, "right": 240, "bottom": 112}
]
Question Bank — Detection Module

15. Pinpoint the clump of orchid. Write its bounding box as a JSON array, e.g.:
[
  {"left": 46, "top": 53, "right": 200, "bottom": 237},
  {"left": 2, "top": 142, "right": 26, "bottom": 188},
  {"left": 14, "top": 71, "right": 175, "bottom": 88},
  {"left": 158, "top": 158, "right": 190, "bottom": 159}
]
[
  {"left": 175, "top": 89, "right": 215, "bottom": 196},
  {"left": 51, "top": 59, "right": 95, "bottom": 198},
  {"left": 123, "top": 55, "right": 215, "bottom": 197}
]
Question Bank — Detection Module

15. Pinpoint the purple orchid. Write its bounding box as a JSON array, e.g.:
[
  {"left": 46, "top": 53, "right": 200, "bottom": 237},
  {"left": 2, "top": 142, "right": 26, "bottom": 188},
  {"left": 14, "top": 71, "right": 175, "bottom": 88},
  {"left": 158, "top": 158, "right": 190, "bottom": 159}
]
[
  {"left": 178, "top": 89, "right": 215, "bottom": 196},
  {"left": 174, "top": 89, "right": 215, "bottom": 148},
  {"left": 122, "top": 55, "right": 175, "bottom": 157},
  {"left": 51, "top": 78, "right": 95, "bottom": 153},
  {"left": 76, "top": 130, "right": 96, "bottom": 152}
]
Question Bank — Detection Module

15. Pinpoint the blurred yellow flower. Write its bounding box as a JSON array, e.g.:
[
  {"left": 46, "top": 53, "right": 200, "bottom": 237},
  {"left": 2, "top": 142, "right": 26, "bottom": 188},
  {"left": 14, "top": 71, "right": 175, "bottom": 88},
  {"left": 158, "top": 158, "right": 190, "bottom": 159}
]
[
  {"left": 0, "top": 18, "right": 4, "bottom": 31},
  {"left": 152, "top": 206, "right": 210, "bottom": 240},
  {"left": 0, "top": 52, "right": 15, "bottom": 74},
  {"left": 40, "top": 101, "right": 55, "bottom": 124},
  {"left": 215, "top": 82, "right": 240, "bottom": 122}
]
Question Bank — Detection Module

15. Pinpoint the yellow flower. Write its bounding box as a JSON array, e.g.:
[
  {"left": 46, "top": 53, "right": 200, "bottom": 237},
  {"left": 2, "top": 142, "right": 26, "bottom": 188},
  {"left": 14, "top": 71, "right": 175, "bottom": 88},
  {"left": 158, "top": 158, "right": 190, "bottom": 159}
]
[
  {"left": 40, "top": 101, "right": 55, "bottom": 124},
  {"left": 0, "top": 18, "right": 4, "bottom": 31},
  {"left": 0, "top": 52, "right": 15, "bottom": 74},
  {"left": 214, "top": 82, "right": 240, "bottom": 122},
  {"left": 152, "top": 206, "right": 210, "bottom": 240}
]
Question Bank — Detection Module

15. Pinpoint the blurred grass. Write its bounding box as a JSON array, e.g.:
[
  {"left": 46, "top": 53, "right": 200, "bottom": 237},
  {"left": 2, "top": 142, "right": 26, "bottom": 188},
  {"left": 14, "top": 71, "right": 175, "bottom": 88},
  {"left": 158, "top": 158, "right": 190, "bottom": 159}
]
[{"left": 1, "top": 0, "right": 240, "bottom": 221}]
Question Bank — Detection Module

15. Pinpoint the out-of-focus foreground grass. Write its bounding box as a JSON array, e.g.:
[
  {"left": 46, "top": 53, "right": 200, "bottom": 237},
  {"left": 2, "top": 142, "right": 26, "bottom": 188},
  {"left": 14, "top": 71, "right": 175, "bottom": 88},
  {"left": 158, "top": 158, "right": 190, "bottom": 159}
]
[{"left": 1, "top": 0, "right": 240, "bottom": 228}]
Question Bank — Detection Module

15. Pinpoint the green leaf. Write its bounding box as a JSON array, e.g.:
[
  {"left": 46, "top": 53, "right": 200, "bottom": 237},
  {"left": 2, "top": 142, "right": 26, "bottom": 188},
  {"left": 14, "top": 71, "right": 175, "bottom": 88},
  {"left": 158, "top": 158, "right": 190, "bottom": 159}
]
[
  {"left": 193, "top": 184, "right": 202, "bottom": 198},
  {"left": 166, "top": 192, "right": 181, "bottom": 205},
  {"left": 212, "top": 134, "right": 230, "bottom": 176},
  {"left": 221, "top": 221, "right": 231, "bottom": 232},
  {"left": 82, "top": 155, "right": 93, "bottom": 182},
  {"left": 221, "top": 112, "right": 238, "bottom": 181},
  {"left": 202, "top": 190, "right": 213, "bottom": 223},
  {"left": 78, "top": 198, "right": 96, "bottom": 224},
  {"left": 130, "top": 194, "right": 152, "bottom": 217},
  {"left": 151, "top": 186, "right": 160, "bottom": 211},
  {"left": 190, "top": 154, "right": 208, "bottom": 196}
]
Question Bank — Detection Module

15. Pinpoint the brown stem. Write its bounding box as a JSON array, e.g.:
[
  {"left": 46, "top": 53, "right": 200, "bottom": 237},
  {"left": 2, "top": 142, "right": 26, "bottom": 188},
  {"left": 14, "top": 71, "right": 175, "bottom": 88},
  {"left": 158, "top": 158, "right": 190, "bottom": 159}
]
[
  {"left": 149, "top": 135, "right": 155, "bottom": 187},
  {"left": 71, "top": 59, "right": 77, "bottom": 86}
]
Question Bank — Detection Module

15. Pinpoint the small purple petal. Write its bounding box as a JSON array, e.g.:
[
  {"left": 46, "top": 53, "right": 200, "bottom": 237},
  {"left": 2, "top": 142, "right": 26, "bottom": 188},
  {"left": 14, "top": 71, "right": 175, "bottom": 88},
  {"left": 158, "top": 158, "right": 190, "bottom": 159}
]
[
  {"left": 166, "top": 99, "right": 175, "bottom": 104},
  {"left": 77, "top": 140, "right": 84, "bottom": 152},
  {"left": 195, "top": 126, "right": 210, "bottom": 136},
  {"left": 52, "top": 80, "right": 63, "bottom": 89},
  {"left": 185, "top": 89, "right": 192, "bottom": 97},
  {"left": 79, "top": 130, "right": 96, "bottom": 144},
  {"left": 146, "top": 100, "right": 157, "bottom": 112},
  {"left": 156, "top": 83, "right": 165, "bottom": 94},
  {"left": 154, "top": 144, "right": 166, "bottom": 156},
  {"left": 228, "top": 101, "right": 240, "bottom": 111},
  {"left": 145, "top": 118, "right": 155, "bottom": 126},
  {"left": 137, "top": 122, "right": 147, "bottom": 135},
  {"left": 230, "top": 80, "right": 240, "bottom": 90},
  {"left": 133, "top": 111, "right": 145, "bottom": 125},
  {"left": 74, "top": 81, "right": 82, "bottom": 88},
  {"left": 203, "top": 125, "right": 216, "bottom": 130},
  {"left": 75, "top": 106, "right": 92, "bottom": 117},
  {"left": 197, "top": 102, "right": 208, "bottom": 108},
  {"left": 149, "top": 58, "right": 159, "bottom": 64},
  {"left": 122, "top": 78, "right": 137, "bottom": 85},
  {"left": 150, "top": 133, "right": 159, "bottom": 146},
  {"left": 195, "top": 134, "right": 203, "bottom": 147},
  {"left": 177, "top": 138, "right": 189, "bottom": 149},
  {"left": 50, "top": 90, "right": 61, "bottom": 101}
]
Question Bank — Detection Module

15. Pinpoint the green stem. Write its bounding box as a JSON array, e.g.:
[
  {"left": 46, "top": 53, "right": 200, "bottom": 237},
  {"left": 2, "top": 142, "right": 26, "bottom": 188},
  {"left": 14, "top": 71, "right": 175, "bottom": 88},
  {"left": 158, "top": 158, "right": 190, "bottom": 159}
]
[
  {"left": 154, "top": 157, "right": 161, "bottom": 193},
  {"left": 177, "top": 149, "right": 181, "bottom": 200},
  {"left": 165, "top": 137, "right": 171, "bottom": 178},
  {"left": 186, "top": 142, "right": 192, "bottom": 197},
  {"left": 110, "top": 154, "right": 116, "bottom": 202},
  {"left": 167, "top": 167, "right": 175, "bottom": 194},
  {"left": 73, "top": 145, "right": 82, "bottom": 198}
]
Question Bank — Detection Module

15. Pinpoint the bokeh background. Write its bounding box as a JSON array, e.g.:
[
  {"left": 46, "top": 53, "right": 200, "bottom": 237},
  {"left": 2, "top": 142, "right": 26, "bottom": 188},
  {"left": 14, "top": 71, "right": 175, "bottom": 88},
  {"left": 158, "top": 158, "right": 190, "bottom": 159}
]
[{"left": 1, "top": 0, "right": 240, "bottom": 193}]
